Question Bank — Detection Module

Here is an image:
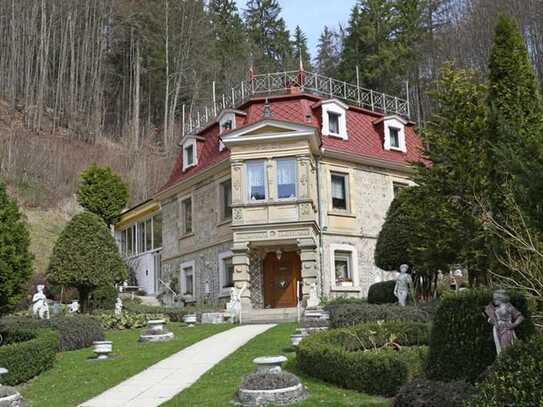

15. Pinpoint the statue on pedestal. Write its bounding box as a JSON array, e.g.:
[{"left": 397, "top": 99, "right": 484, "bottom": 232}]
[
  {"left": 32, "top": 285, "right": 50, "bottom": 320},
  {"left": 306, "top": 282, "right": 320, "bottom": 309},
  {"left": 115, "top": 297, "right": 123, "bottom": 316},
  {"left": 394, "top": 264, "right": 413, "bottom": 306},
  {"left": 226, "top": 282, "right": 247, "bottom": 323},
  {"left": 484, "top": 289, "right": 525, "bottom": 354}
]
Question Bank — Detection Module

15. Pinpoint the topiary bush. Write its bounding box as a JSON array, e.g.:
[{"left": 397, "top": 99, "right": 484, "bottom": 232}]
[
  {"left": 89, "top": 285, "right": 118, "bottom": 311},
  {"left": 296, "top": 321, "right": 429, "bottom": 396},
  {"left": 393, "top": 379, "right": 476, "bottom": 407},
  {"left": 469, "top": 336, "right": 543, "bottom": 406},
  {"left": 325, "top": 303, "right": 431, "bottom": 328},
  {"left": 368, "top": 280, "right": 397, "bottom": 304},
  {"left": 0, "top": 329, "right": 58, "bottom": 385},
  {"left": 425, "top": 289, "right": 535, "bottom": 383}
]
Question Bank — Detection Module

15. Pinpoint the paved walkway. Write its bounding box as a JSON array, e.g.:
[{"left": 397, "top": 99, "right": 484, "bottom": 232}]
[{"left": 80, "top": 324, "right": 276, "bottom": 407}]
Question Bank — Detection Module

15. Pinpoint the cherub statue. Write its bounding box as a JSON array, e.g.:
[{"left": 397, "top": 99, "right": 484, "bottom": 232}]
[
  {"left": 68, "top": 300, "right": 80, "bottom": 314},
  {"left": 32, "top": 285, "right": 50, "bottom": 320},
  {"left": 394, "top": 264, "right": 413, "bottom": 306},
  {"left": 115, "top": 297, "right": 123, "bottom": 316},
  {"left": 484, "top": 289, "right": 525, "bottom": 354}
]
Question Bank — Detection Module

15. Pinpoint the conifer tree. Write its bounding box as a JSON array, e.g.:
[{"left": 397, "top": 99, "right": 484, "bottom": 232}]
[
  {"left": 315, "top": 26, "right": 340, "bottom": 77},
  {"left": 244, "top": 0, "right": 293, "bottom": 71},
  {"left": 292, "top": 25, "right": 311, "bottom": 70}
]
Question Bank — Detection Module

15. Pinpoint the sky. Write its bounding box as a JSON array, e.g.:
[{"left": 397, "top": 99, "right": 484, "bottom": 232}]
[{"left": 235, "top": 0, "right": 356, "bottom": 59}]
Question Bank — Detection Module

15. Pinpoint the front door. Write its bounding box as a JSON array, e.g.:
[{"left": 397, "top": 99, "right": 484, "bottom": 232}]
[{"left": 263, "top": 252, "right": 301, "bottom": 308}]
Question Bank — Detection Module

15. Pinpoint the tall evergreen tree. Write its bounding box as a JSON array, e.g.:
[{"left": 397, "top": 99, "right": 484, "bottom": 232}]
[
  {"left": 315, "top": 26, "right": 340, "bottom": 77},
  {"left": 292, "top": 25, "right": 311, "bottom": 70},
  {"left": 244, "top": 0, "right": 293, "bottom": 71}
]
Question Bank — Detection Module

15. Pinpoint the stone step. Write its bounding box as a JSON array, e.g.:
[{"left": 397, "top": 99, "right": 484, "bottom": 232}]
[{"left": 241, "top": 308, "right": 299, "bottom": 324}]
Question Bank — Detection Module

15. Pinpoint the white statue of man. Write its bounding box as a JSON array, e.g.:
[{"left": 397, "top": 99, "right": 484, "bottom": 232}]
[
  {"left": 394, "top": 264, "right": 413, "bottom": 306},
  {"left": 226, "top": 283, "right": 247, "bottom": 323},
  {"left": 115, "top": 297, "right": 123, "bottom": 316},
  {"left": 306, "top": 282, "right": 320, "bottom": 309},
  {"left": 32, "top": 285, "right": 50, "bottom": 320},
  {"left": 68, "top": 300, "right": 80, "bottom": 314}
]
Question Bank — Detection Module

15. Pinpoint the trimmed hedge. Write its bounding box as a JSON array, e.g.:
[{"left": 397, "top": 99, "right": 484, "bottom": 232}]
[
  {"left": 296, "top": 321, "right": 429, "bottom": 396},
  {"left": 94, "top": 311, "right": 164, "bottom": 330},
  {"left": 469, "top": 336, "right": 543, "bottom": 406},
  {"left": 0, "top": 315, "right": 104, "bottom": 351},
  {"left": 368, "top": 280, "right": 397, "bottom": 304},
  {"left": 325, "top": 303, "right": 431, "bottom": 328},
  {"left": 425, "top": 289, "right": 535, "bottom": 383},
  {"left": 0, "top": 329, "right": 58, "bottom": 385},
  {"left": 89, "top": 285, "right": 118, "bottom": 310},
  {"left": 393, "top": 379, "right": 476, "bottom": 407},
  {"left": 123, "top": 302, "right": 188, "bottom": 322}
]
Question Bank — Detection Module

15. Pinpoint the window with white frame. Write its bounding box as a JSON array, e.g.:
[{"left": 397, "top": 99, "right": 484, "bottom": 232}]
[
  {"left": 246, "top": 160, "right": 267, "bottom": 201},
  {"left": 277, "top": 158, "right": 297, "bottom": 199},
  {"left": 331, "top": 172, "right": 348, "bottom": 211},
  {"left": 180, "top": 262, "right": 195, "bottom": 296},
  {"left": 182, "top": 140, "right": 197, "bottom": 171},
  {"left": 383, "top": 116, "right": 407, "bottom": 152},
  {"left": 181, "top": 197, "right": 192, "bottom": 234},
  {"left": 220, "top": 179, "right": 232, "bottom": 221},
  {"left": 330, "top": 244, "right": 358, "bottom": 289},
  {"left": 218, "top": 251, "right": 234, "bottom": 295},
  {"left": 118, "top": 214, "right": 162, "bottom": 257},
  {"left": 321, "top": 100, "right": 348, "bottom": 140}
]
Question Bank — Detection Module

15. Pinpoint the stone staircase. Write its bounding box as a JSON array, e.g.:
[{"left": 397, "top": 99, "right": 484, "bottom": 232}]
[{"left": 241, "top": 307, "right": 299, "bottom": 324}]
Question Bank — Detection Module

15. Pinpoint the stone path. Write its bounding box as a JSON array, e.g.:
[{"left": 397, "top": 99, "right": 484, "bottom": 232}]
[{"left": 80, "top": 324, "right": 276, "bottom": 407}]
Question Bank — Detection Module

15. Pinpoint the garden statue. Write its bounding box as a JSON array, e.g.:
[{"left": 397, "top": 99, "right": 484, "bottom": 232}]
[
  {"left": 393, "top": 264, "right": 413, "bottom": 306},
  {"left": 115, "top": 297, "right": 123, "bottom": 316},
  {"left": 226, "top": 283, "right": 247, "bottom": 323},
  {"left": 484, "top": 289, "right": 525, "bottom": 354},
  {"left": 32, "top": 285, "right": 50, "bottom": 320},
  {"left": 306, "top": 282, "right": 320, "bottom": 309},
  {"left": 68, "top": 300, "right": 80, "bottom": 313}
]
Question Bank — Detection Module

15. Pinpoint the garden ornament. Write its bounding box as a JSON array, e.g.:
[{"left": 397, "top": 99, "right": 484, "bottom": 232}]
[
  {"left": 484, "top": 289, "right": 525, "bottom": 354},
  {"left": 32, "top": 284, "right": 50, "bottom": 320},
  {"left": 306, "top": 282, "right": 320, "bottom": 309},
  {"left": 68, "top": 300, "right": 80, "bottom": 313},
  {"left": 115, "top": 297, "right": 123, "bottom": 316},
  {"left": 393, "top": 264, "right": 413, "bottom": 306}
]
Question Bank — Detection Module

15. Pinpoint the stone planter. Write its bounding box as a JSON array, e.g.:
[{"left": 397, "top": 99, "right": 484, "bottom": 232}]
[
  {"left": 253, "top": 356, "right": 287, "bottom": 374},
  {"left": 237, "top": 383, "right": 306, "bottom": 406},
  {"left": 290, "top": 333, "right": 304, "bottom": 347},
  {"left": 183, "top": 314, "right": 197, "bottom": 326},
  {"left": 148, "top": 319, "right": 166, "bottom": 333},
  {"left": 0, "top": 387, "right": 22, "bottom": 407},
  {"left": 139, "top": 319, "right": 174, "bottom": 343},
  {"left": 201, "top": 312, "right": 225, "bottom": 324},
  {"left": 93, "top": 341, "right": 112, "bottom": 360}
]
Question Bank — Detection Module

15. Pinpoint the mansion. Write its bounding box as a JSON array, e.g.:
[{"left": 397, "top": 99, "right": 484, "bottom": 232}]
[{"left": 114, "top": 70, "right": 422, "bottom": 314}]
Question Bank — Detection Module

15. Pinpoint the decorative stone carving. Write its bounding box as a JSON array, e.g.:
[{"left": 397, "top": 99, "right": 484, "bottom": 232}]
[
  {"left": 233, "top": 208, "right": 243, "bottom": 222},
  {"left": 485, "top": 289, "right": 525, "bottom": 354},
  {"left": 32, "top": 285, "right": 50, "bottom": 320},
  {"left": 115, "top": 297, "right": 123, "bottom": 316},
  {"left": 394, "top": 264, "right": 413, "bottom": 306}
]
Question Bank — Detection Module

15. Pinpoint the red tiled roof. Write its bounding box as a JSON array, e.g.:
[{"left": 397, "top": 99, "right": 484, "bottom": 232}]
[{"left": 158, "top": 93, "right": 423, "bottom": 195}]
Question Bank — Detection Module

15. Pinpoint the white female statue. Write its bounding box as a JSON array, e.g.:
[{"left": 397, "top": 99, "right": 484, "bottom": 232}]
[
  {"left": 394, "top": 264, "right": 413, "bottom": 306},
  {"left": 32, "top": 285, "right": 50, "bottom": 320},
  {"left": 115, "top": 297, "right": 123, "bottom": 316},
  {"left": 484, "top": 289, "right": 525, "bottom": 354}
]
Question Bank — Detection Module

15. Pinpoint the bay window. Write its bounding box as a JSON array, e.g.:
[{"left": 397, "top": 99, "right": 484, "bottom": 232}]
[{"left": 247, "top": 160, "right": 266, "bottom": 201}]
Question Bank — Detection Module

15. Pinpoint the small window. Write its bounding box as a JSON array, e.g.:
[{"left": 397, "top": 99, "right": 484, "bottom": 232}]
[
  {"left": 277, "top": 159, "right": 297, "bottom": 199},
  {"left": 222, "top": 120, "right": 232, "bottom": 132},
  {"left": 120, "top": 229, "right": 127, "bottom": 256},
  {"left": 185, "top": 144, "right": 194, "bottom": 165},
  {"left": 328, "top": 112, "right": 340, "bottom": 134},
  {"left": 220, "top": 180, "right": 232, "bottom": 220},
  {"left": 182, "top": 198, "right": 192, "bottom": 234},
  {"left": 153, "top": 214, "right": 162, "bottom": 249},
  {"left": 182, "top": 265, "right": 194, "bottom": 296},
  {"left": 127, "top": 226, "right": 134, "bottom": 256},
  {"left": 389, "top": 127, "right": 400, "bottom": 149},
  {"left": 145, "top": 218, "right": 152, "bottom": 251},
  {"left": 137, "top": 221, "right": 145, "bottom": 254},
  {"left": 222, "top": 257, "right": 234, "bottom": 289},
  {"left": 334, "top": 251, "right": 352, "bottom": 286},
  {"left": 247, "top": 161, "right": 266, "bottom": 201},
  {"left": 331, "top": 173, "right": 347, "bottom": 210}
]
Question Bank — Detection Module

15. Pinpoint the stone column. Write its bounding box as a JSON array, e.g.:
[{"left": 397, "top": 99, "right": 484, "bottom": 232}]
[
  {"left": 232, "top": 241, "right": 252, "bottom": 310},
  {"left": 298, "top": 238, "right": 318, "bottom": 305},
  {"left": 297, "top": 155, "right": 311, "bottom": 199}
]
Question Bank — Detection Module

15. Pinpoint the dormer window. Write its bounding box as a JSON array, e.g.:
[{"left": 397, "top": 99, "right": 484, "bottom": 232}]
[
  {"left": 182, "top": 139, "right": 197, "bottom": 171},
  {"left": 382, "top": 115, "right": 407, "bottom": 153},
  {"left": 222, "top": 120, "right": 233, "bottom": 132},
  {"left": 218, "top": 110, "right": 244, "bottom": 152},
  {"left": 319, "top": 99, "right": 348, "bottom": 140}
]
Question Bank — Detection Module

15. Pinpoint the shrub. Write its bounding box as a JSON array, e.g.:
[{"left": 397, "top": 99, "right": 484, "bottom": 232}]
[
  {"left": 0, "top": 329, "right": 58, "bottom": 385},
  {"left": 46, "top": 211, "right": 127, "bottom": 312},
  {"left": 77, "top": 164, "right": 129, "bottom": 225},
  {"left": 393, "top": 379, "right": 476, "bottom": 407},
  {"left": 89, "top": 286, "right": 118, "bottom": 311},
  {"left": 368, "top": 280, "right": 397, "bottom": 304},
  {"left": 323, "top": 297, "right": 366, "bottom": 307},
  {"left": 325, "top": 303, "right": 431, "bottom": 328},
  {"left": 94, "top": 311, "right": 164, "bottom": 330},
  {"left": 296, "top": 322, "right": 429, "bottom": 396},
  {"left": 240, "top": 372, "right": 300, "bottom": 390},
  {"left": 123, "top": 302, "right": 189, "bottom": 322},
  {"left": 425, "top": 289, "right": 535, "bottom": 383},
  {"left": 0, "top": 182, "right": 33, "bottom": 313},
  {"left": 0, "top": 315, "right": 104, "bottom": 351},
  {"left": 469, "top": 336, "right": 543, "bottom": 406}
]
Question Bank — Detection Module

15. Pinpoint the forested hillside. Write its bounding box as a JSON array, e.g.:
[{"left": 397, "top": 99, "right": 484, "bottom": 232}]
[{"left": 0, "top": 0, "right": 543, "bottom": 209}]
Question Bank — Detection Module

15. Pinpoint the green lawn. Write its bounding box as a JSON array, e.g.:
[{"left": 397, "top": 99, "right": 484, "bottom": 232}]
[
  {"left": 163, "top": 323, "right": 389, "bottom": 407},
  {"left": 21, "top": 324, "right": 232, "bottom": 407}
]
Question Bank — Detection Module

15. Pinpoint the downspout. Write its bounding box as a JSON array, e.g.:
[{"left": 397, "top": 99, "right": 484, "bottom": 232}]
[{"left": 315, "top": 151, "right": 325, "bottom": 299}]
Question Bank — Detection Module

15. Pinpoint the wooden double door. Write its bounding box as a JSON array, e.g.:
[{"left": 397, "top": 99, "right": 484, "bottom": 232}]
[{"left": 263, "top": 251, "right": 302, "bottom": 308}]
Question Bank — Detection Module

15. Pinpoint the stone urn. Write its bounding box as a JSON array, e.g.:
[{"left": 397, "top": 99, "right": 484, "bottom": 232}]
[
  {"left": 148, "top": 319, "right": 166, "bottom": 334},
  {"left": 0, "top": 368, "right": 23, "bottom": 407},
  {"left": 253, "top": 356, "right": 288, "bottom": 374},
  {"left": 93, "top": 341, "right": 113, "bottom": 360},
  {"left": 183, "top": 314, "right": 197, "bottom": 327},
  {"left": 139, "top": 319, "right": 175, "bottom": 342},
  {"left": 290, "top": 330, "right": 304, "bottom": 347}
]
